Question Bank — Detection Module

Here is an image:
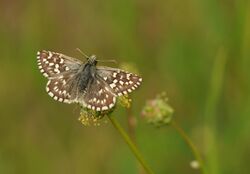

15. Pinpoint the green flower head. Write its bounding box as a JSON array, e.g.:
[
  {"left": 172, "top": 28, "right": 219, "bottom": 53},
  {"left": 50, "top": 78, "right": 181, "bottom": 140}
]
[{"left": 141, "top": 92, "right": 174, "bottom": 127}]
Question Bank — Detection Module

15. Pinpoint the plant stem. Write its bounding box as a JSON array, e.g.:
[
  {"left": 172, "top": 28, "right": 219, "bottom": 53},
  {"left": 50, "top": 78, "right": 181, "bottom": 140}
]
[
  {"left": 108, "top": 115, "right": 155, "bottom": 174},
  {"left": 126, "top": 107, "right": 145, "bottom": 174},
  {"left": 126, "top": 107, "right": 137, "bottom": 142},
  {"left": 171, "top": 120, "right": 206, "bottom": 174}
]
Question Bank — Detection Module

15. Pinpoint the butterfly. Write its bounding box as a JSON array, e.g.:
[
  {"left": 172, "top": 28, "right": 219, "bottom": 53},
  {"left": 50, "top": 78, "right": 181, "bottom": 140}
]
[{"left": 37, "top": 50, "right": 142, "bottom": 111}]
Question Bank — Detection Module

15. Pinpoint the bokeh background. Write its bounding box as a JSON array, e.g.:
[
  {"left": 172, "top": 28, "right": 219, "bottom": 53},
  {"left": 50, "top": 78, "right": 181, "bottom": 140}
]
[{"left": 1, "top": 0, "right": 250, "bottom": 173}]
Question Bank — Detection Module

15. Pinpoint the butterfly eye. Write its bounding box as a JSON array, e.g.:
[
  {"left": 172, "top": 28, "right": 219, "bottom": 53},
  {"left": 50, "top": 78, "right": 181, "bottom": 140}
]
[
  {"left": 90, "top": 55, "right": 96, "bottom": 59},
  {"left": 88, "top": 55, "right": 97, "bottom": 65}
]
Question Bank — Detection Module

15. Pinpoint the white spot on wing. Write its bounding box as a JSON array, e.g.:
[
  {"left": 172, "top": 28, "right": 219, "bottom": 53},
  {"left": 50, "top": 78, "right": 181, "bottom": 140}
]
[
  {"left": 109, "top": 103, "right": 114, "bottom": 108},
  {"left": 110, "top": 83, "right": 116, "bottom": 89},
  {"left": 43, "top": 73, "right": 48, "bottom": 77},
  {"left": 48, "top": 52, "right": 52, "bottom": 59},
  {"left": 98, "top": 89, "right": 103, "bottom": 94},
  {"left": 102, "top": 106, "right": 108, "bottom": 110},
  {"left": 54, "top": 69, "right": 60, "bottom": 73},
  {"left": 48, "top": 92, "right": 54, "bottom": 97},
  {"left": 126, "top": 73, "right": 131, "bottom": 79},
  {"left": 64, "top": 99, "right": 70, "bottom": 103},
  {"left": 49, "top": 62, "right": 54, "bottom": 66}
]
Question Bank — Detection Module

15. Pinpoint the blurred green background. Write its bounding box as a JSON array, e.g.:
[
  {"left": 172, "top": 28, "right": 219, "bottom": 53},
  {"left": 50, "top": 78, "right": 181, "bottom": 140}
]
[{"left": 1, "top": 0, "right": 250, "bottom": 173}]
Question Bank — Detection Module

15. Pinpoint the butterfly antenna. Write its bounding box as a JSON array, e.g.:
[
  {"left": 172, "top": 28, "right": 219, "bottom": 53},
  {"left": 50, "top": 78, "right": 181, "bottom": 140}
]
[
  {"left": 96, "top": 59, "right": 117, "bottom": 64},
  {"left": 76, "top": 48, "right": 89, "bottom": 59}
]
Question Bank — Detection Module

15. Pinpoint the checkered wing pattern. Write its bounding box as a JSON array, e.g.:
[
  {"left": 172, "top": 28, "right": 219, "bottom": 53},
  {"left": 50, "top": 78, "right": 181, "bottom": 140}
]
[
  {"left": 37, "top": 50, "right": 143, "bottom": 111},
  {"left": 96, "top": 66, "right": 142, "bottom": 96},
  {"left": 37, "top": 50, "right": 82, "bottom": 78},
  {"left": 83, "top": 77, "right": 116, "bottom": 111},
  {"left": 37, "top": 50, "right": 81, "bottom": 103},
  {"left": 45, "top": 73, "right": 77, "bottom": 103}
]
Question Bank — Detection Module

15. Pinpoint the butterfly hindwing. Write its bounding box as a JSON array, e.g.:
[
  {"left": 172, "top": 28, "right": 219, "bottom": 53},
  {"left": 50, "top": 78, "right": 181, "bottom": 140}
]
[
  {"left": 82, "top": 77, "right": 116, "bottom": 111},
  {"left": 45, "top": 71, "right": 79, "bottom": 103}
]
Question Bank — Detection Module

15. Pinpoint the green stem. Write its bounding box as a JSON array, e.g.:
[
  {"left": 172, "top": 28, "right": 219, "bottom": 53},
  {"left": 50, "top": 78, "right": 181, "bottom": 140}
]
[
  {"left": 126, "top": 107, "right": 137, "bottom": 142},
  {"left": 171, "top": 120, "right": 206, "bottom": 174},
  {"left": 108, "top": 115, "right": 155, "bottom": 174},
  {"left": 126, "top": 108, "right": 144, "bottom": 174}
]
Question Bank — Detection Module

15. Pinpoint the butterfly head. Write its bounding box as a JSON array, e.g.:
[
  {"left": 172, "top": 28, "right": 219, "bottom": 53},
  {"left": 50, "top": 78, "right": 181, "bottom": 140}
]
[{"left": 87, "top": 55, "right": 97, "bottom": 65}]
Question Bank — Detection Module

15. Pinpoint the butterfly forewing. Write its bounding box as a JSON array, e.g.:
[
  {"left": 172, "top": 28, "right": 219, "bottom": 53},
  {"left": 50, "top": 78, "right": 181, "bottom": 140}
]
[
  {"left": 37, "top": 50, "right": 82, "bottom": 77},
  {"left": 96, "top": 67, "right": 142, "bottom": 96},
  {"left": 83, "top": 77, "right": 116, "bottom": 111}
]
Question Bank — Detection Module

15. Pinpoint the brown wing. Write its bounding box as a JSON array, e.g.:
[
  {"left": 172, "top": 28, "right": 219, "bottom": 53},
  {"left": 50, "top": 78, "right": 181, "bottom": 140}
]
[{"left": 96, "top": 66, "right": 142, "bottom": 96}]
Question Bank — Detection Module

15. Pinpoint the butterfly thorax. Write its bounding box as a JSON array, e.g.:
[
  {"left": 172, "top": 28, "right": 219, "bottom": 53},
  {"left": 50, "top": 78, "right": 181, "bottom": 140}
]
[{"left": 76, "top": 60, "right": 97, "bottom": 93}]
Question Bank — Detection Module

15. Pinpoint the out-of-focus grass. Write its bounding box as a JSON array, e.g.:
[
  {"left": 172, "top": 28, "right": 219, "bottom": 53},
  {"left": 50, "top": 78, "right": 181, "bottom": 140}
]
[
  {"left": 204, "top": 48, "right": 227, "bottom": 174},
  {"left": 0, "top": 0, "right": 250, "bottom": 173}
]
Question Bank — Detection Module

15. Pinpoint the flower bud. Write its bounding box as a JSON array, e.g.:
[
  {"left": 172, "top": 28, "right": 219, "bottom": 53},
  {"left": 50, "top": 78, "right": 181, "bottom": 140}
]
[
  {"left": 190, "top": 160, "right": 200, "bottom": 169},
  {"left": 118, "top": 95, "right": 132, "bottom": 108},
  {"left": 78, "top": 107, "right": 110, "bottom": 126},
  {"left": 141, "top": 92, "right": 174, "bottom": 127}
]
